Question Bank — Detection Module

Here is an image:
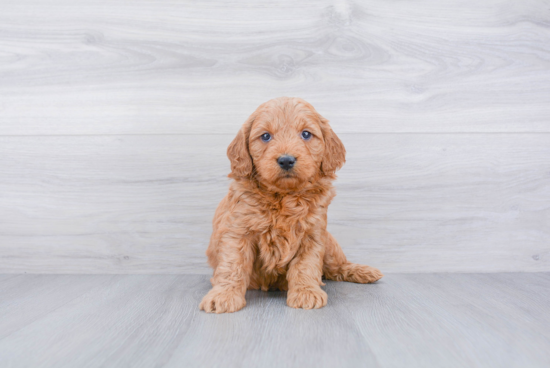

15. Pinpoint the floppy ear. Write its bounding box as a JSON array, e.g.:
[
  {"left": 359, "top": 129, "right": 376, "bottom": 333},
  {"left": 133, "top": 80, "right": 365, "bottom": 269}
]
[
  {"left": 227, "top": 115, "right": 255, "bottom": 178},
  {"left": 320, "top": 116, "right": 346, "bottom": 175}
]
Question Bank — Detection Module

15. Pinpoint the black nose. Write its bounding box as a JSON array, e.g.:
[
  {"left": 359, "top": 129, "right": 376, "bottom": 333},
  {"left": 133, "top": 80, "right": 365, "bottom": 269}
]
[{"left": 277, "top": 155, "right": 296, "bottom": 171}]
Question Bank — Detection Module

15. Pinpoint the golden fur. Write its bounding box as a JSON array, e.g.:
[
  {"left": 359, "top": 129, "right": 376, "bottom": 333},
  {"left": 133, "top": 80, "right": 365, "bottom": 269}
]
[{"left": 200, "top": 97, "right": 383, "bottom": 313}]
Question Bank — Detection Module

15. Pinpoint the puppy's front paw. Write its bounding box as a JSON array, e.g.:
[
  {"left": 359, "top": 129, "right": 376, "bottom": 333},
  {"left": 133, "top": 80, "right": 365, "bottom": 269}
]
[
  {"left": 199, "top": 287, "right": 246, "bottom": 314},
  {"left": 287, "top": 287, "right": 327, "bottom": 310}
]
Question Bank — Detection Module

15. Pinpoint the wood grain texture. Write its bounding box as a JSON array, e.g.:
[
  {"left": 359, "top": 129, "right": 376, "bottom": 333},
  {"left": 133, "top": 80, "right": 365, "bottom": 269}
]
[
  {"left": 1, "top": 134, "right": 549, "bottom": 273},
  {"left": 1, "top": 0, "right": 549, "bottom": 273},
  {"left": 0, "top": 273, "right": 549, "bottom": 368},
  {"left": 1, "top": 0, "right": 550, "bottom": 135}
]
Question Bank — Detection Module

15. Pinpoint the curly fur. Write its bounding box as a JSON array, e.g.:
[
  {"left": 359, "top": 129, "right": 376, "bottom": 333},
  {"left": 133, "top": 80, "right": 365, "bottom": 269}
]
[{"left": 200, "top": 97, "right": 383, "bottom": 313}]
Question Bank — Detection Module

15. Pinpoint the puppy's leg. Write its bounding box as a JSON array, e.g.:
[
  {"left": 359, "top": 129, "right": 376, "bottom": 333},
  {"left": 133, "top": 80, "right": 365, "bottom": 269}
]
[
  {"left": 286, "top": 237, "right": 328, "bottom": 309},
  {"left": 323, "top": 232, "right": 383, "bottom": 283},
  {"left": 200, "top": 236, "right": 254, "bottom": 313}
]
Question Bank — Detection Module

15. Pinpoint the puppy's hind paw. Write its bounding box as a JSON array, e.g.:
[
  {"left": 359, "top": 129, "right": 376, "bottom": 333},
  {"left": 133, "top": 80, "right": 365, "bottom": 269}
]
[
  {"left": 287, "top": 287, "right": 327, "bottom": 310},
  {"left": 199, "top": 287, "right": 246, "bottom": 314},
  {"left": 346, "top": 264, "right": 384, "bottom": 284}
]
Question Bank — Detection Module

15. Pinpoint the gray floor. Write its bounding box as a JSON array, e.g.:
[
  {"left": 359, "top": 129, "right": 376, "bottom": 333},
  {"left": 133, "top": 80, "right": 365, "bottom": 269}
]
[{"left": 0, "top": 273, "right": 549, "bottom": 367}]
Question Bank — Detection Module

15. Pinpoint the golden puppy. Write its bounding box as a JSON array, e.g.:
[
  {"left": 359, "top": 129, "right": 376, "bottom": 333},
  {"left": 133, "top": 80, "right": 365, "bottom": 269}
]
[{"left": 200, "top": 97, "right": 383, "bottom": 313}]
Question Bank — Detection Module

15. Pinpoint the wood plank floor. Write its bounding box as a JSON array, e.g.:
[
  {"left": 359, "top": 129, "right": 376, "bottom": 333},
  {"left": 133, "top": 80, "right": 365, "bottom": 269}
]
[{"left": 0, "top": 273, "right": 548, "bottom": 368}]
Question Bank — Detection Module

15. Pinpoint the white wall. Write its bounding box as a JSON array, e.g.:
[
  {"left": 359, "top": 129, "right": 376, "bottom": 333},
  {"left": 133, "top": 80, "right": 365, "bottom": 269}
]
[{"left": 1, "top": 0, "right": 549, "bottom": 273}]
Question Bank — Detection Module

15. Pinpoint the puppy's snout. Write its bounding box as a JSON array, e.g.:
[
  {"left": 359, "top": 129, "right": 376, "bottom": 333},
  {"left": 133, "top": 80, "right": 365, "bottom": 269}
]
[{"left": 277, "top": 155, "right": 296, "bottom": 171}]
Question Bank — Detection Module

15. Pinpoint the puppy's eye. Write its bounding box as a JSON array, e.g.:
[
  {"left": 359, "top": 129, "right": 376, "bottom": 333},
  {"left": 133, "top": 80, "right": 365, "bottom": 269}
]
[
  {"left": 301, "top": 130, "right": 312, "bottom": 140},
  {"left": 260, "top": 133, "right": 272, "bottom": 142}
]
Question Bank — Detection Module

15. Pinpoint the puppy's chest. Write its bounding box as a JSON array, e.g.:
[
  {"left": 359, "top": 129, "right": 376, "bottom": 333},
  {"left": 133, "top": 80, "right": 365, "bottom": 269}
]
[
  {"left": 260, "top": 196, "right": 313, "bottom": 234},
  {"left": 253, "top": 195, "right": 324, "bottom": 267}
]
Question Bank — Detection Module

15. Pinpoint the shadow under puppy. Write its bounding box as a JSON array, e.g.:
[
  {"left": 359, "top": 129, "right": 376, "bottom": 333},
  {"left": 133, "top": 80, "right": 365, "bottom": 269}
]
[{"left": 200, "top": 97, "right": 383, "bottom": 313}]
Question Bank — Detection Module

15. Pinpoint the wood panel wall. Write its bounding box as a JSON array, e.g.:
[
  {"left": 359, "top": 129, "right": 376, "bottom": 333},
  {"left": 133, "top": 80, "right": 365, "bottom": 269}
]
[{"left": 1, "top": 0, "right": 549, "bottom": 273}]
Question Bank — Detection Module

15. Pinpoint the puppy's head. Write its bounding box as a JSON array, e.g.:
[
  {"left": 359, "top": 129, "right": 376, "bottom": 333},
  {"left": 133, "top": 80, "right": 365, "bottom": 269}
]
[{"left": 227, "top": 97, "right": 345, "bottom": 191}]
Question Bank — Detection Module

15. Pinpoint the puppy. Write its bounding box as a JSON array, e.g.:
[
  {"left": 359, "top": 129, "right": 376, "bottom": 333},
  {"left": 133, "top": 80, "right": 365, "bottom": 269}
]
[{"left": 200, "top": 97, "right": 383, "bottom": 313}]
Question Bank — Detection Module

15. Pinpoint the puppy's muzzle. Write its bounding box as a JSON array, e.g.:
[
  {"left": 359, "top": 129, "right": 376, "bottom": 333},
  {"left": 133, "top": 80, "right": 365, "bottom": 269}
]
[{"left": 277, "top": 155, "right": 296, "bottom": 171}]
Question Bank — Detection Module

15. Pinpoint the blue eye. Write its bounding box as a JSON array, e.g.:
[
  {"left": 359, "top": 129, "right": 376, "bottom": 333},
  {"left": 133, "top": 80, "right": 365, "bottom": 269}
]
[
  {"left": 301, "top": 130, "right": 312, "bottom": 140},
  {"left": 261, "top": 133, "right": 272, "bottom": 142}
]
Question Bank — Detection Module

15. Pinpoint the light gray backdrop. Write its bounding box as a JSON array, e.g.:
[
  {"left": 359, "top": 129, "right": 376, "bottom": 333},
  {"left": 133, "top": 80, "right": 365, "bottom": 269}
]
[{"left": 1, "top": 0, "right": 549, "bottom": 273}]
